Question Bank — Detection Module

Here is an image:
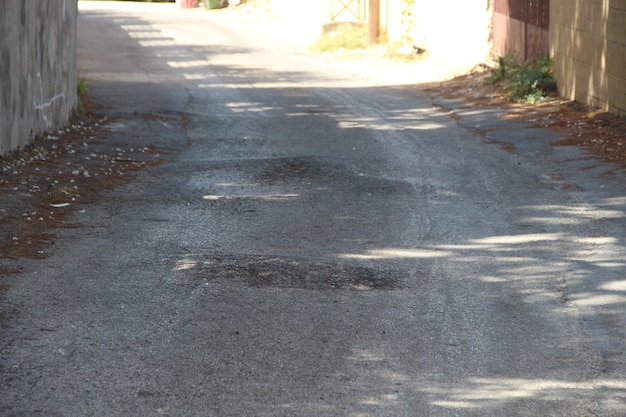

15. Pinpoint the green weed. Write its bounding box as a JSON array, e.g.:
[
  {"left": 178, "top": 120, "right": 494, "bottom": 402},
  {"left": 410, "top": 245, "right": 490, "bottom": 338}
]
[
  {"left": 76, "top": 78, "right": 86, "bottom": 115},
  {"left": 77, "top": 78, "right": 87, "bottom": 96},
  {"left": 486, "top": 56, "right": 510, "bottom": 85}
]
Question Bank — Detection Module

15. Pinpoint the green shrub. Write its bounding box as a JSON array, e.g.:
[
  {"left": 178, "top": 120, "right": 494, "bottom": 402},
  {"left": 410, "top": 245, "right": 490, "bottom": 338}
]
[
  {"left": 505, "top": 55, "right": 557, "bottom": 103},
  {"left": 488, "top": 55, "right": 557, "bottom": 103}
]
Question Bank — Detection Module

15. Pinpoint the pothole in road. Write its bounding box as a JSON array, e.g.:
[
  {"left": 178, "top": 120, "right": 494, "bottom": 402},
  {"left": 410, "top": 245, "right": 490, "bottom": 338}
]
[{"left": 180, "top": 255, "right": 401, "bottom": 291}]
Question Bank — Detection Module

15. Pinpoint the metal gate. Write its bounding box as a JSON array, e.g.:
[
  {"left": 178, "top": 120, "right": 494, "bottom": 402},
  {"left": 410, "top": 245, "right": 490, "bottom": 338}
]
[
  {"left": 330, "top": 0, "right": 366, "bottom": 21},
  {"left": 493, "top": 0, "right": 550, "bottom": 61}
]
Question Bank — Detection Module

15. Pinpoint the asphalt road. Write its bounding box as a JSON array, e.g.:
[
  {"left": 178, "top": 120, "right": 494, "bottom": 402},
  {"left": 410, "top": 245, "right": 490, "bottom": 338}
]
[{"left": 2, "top": 2, "right": 626, "bottom": 416}]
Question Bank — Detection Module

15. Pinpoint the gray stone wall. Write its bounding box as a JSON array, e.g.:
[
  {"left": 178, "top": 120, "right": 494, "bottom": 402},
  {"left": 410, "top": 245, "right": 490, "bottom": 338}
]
[{"left": 0, "top": 1, "right": 78, "bottom": 154}]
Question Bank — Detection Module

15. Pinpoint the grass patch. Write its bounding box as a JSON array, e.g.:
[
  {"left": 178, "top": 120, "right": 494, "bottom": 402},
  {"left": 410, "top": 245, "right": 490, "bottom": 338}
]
[{"left": 312, "top": 24, "right": 368, "bottom": 53}]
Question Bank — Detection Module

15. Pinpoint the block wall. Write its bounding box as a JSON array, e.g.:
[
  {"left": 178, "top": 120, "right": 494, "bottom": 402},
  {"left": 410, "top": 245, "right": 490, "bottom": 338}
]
[
  {"left": 0, "top": 1, "right": 78, "bottom": 155},
  {"left": 551, "top": 0, "right": 626, "bottom": 115}
]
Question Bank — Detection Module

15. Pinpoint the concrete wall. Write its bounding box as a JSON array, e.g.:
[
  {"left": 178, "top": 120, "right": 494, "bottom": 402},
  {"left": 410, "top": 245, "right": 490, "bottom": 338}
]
[
  {"left": 0, "top": 1, "right": 78, "bottom": 155},
  {"left": 551, "top": 0, "right": 626, "bottom": 115}
]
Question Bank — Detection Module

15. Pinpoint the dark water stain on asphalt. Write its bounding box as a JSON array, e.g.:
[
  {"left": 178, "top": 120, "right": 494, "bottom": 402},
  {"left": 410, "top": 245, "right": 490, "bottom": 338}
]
[
  {"left": 260, "top": 157, "right": 328, "bottom": 185},
  {"left": 184, "top": 255, "right": 401, "bottom": 291}
]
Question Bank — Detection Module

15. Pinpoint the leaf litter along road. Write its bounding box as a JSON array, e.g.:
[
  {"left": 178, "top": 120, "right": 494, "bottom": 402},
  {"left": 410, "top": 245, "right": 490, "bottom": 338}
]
[
  {"left": 425, "top": 68, "right": 626, "bottom": 166},
  {"left": 0, "top": 97, "right": 168, "bottom": 261}
]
